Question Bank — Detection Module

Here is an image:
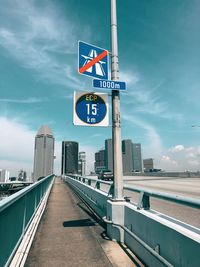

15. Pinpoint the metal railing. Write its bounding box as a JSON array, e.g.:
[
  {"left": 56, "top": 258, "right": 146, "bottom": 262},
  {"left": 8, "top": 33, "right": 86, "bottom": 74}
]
[
  {"left": 65, "top": 175, "right": 200, "bottom": 267},
  {"left": 0, "top": 175, "right": 54, "bottom": 267},
  {"left": 63, "top": 175, "right": 113, "bottom": 219},
  {"left": 123, "top": 183, "right": 200, "bottom": 210}
]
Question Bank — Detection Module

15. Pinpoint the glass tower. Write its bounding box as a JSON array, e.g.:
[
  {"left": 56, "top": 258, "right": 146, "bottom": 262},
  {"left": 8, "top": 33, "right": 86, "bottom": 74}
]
[{"left": 61, "top": 141, "right": 79, "bottom": 175}]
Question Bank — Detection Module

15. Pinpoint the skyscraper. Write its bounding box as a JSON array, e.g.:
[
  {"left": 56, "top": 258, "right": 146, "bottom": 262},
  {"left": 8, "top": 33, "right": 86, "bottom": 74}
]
[
  {"left": 33, "top": 125, "right": 55, "bottom": 182},
  {"left": 105, "top": 139, "right": 113, "bottom": 172},
  {"left": 94, "top": 138, "right": 143, "bottom": 175},
  {"left": 132, "top": 143, "right": 143, "bottom": 172},
  {"left": 94, "top": 149, "right": 105, "bottom": 173},
  {"left": 61, "top": 141, "right": 79, "bottom": 175},
  {"left": 122, "top": 139, "right": 134, "bottom": 174},
  {"left": 121, "top": 140, "right": 143, "bottom": 174},
  {"left": 78, "top": 151, "right": 86, "bottom": 176},
  {"left": 0, "top": 169, "right": 9, "bottom": 182}
]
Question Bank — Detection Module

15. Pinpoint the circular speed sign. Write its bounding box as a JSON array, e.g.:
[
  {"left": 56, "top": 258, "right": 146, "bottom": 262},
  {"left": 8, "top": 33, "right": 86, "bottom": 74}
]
[{"left": 75, "top": 93, "right": 107, "bottom": 125}]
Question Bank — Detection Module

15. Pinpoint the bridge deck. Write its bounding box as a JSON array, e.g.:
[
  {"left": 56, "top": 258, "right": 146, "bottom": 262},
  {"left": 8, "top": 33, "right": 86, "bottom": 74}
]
[{"left": 25, "top": 178, "right": 136, "bottom": 267}]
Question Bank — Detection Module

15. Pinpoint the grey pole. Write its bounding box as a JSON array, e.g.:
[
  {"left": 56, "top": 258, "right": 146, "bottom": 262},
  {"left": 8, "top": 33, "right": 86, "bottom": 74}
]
[{"left": 111, "top": 0, "right": 123, "bottom": 199}]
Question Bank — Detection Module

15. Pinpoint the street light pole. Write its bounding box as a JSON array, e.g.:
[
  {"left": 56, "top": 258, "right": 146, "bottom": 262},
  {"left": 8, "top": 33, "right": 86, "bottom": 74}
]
[{"left": 111, "top": 0, "right": 123, "bottom": 199}]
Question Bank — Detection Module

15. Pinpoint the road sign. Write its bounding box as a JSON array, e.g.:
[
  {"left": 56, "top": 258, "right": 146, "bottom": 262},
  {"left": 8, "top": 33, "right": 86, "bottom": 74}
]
[
  {"left": 73, "top": 91, "right": 109, "bottom": 126},
  {"left": 78, "top": 41, "right": 109, "bottom": 80},
  {"left": 93, "top": 79, "right": 126, "bottom": 91}
]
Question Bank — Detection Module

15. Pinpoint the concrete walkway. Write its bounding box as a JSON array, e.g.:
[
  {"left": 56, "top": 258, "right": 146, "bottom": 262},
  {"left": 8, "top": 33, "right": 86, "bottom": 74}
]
[{"left": 25, "top": 178, "right": 136, "bottom": 267}]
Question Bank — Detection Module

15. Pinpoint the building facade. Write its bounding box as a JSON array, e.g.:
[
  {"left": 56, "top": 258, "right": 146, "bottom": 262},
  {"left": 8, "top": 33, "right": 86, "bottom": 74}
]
[
  {"left": 94, "top": 149, "right": 105, "bottom": 173},
  {"left": 78, "top": 151, "right": 86, "bottom": 176},
  {"left": 0, "top": 169, "right": 10, "bottom": 182},
  {"left": 61, "top": 141, "right": 79, "bottom": 175},
  {"left": 132, "top": 143, "right": 143, "bottom": 172},
  {"left": 18, "top": 169, "right": 27, "bottom": 181},
  {"left": 122, "top": 139, "right": 134, "bottom": 174},
  {"left": 33, "top": 125, "right": 55, "bottom": 182},
  {"left": 105, "top": 139, "right": 113, "bottom": 172},
  {"left": 143, "top": 158, "right": 154, "bottom": 172},
  {"left": 94, "top": 139, "right": 143, "bottom": 175}
]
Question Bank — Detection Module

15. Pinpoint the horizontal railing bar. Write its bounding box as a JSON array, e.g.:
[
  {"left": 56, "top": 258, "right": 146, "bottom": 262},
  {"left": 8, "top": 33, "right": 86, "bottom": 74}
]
[
  {"left": 95, "top": 180, "right": 113, "bottom": 185},
  {"left": 0, "top": 175, "right": 54, "bottom": 213},
  {"left": 124, "top": 183, "right": 200, "bottom": 209},
  {"left": 65, "top": 175, "right": 112, "bottom": 185},
  {"left": 66, "top": 177, "right": 200, "bottom": 209},
  {"left": 67, "top": 175, "right": 97, "bottom": 182}
]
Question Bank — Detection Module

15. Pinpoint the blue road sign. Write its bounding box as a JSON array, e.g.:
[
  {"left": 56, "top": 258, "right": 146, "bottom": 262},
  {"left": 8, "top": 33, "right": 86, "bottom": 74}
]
[
  {"left": 93, "top": 79, "right": 126, "bottom": 91},
  {"left": 78, "top": 41, "right": 109, "bottom": 80},
  {"left": 74, "top": 92, "right": 108, "bottom": 126}
]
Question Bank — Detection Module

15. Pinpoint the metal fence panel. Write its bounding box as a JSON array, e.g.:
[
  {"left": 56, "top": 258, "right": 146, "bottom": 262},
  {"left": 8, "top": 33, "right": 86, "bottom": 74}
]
[{"left": 0, "top": 175, "right": 54, "bottom": 267}]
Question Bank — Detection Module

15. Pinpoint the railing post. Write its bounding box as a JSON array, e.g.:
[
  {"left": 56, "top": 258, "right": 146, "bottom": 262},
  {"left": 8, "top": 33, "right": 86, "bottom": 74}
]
[
  {"left": 96, "top": 181, "right": 100, "bottom": 190},
  {"left": 137, "top": 192, "right": 150, "bottom": 210}
]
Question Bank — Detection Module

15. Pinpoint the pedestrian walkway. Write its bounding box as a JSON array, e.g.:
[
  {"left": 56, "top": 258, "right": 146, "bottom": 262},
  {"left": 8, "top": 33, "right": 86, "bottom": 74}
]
[{"left": 25, "top": 178, "right": 136, "bottom": 267}]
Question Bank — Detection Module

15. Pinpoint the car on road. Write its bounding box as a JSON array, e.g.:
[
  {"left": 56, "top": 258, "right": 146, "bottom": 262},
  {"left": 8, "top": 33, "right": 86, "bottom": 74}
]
[{"left": 98, "top": 170, "right": 114, "bottom": 181}]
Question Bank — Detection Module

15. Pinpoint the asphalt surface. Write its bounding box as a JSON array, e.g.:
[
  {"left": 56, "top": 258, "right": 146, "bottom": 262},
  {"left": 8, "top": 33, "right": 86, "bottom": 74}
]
[
  {"left": 123, "top": 177, "right": 200, "bottom": 228},
  {"left": 25, "top": 178, "right": 137, "bottom": 267}
]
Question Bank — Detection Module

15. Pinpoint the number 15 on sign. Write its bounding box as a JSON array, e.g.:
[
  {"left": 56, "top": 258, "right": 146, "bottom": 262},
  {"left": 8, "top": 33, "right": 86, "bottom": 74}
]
[
  {"left": 86, "top": 103, "right": 97, "bottom": 116},
  {"left": 73, "top": 91, "right": 109, "bottom": 127}
]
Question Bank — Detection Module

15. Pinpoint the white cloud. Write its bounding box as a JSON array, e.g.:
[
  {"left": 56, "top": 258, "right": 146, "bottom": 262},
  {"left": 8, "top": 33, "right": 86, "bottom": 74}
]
[
  {"left": 123, "top": 79, "right": 183, "bottom": 121},
  {"left": 156, "top": 145, "right": 200, "bottom": 171},
  {"left": 121, "top": 113, "right": 163, "bottom": 157},
  {"left": 161, "top": 155, "right": 177, "bottom": 165},
  {"left": 169, "top": 145, "right": 185, "bottom": 153},
  {"left": 0, "top": 0, "right": 86, "bottom": 89},
  {"left": 0, "top": 117, "right": 35, "bottom": 177},
  {"left": 0, "top": 97, "right": 49, "bottom": 104},
  {"left": 120, "top": 71, "right": 139, "bottom": 85}
]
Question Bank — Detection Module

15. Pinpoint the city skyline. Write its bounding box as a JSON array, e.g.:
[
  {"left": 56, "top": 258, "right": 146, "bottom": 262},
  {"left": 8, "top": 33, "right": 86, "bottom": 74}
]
[
  {"left": 1, "top": 0, "right": 200, "bottom": 176},
  {"left": 95, "top": 139, "right": 143, "bottom": 175}
]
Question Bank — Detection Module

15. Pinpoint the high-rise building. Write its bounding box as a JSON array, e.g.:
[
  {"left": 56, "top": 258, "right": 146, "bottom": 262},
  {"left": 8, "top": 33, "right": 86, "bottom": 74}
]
[
  {"left": 94, "top": 138, "right": 143, "bottom": 175},
  {"left": 94, "top": 149, "right": 106, "bottom": 173},
  {"left": 122, "top": 139, "right": 134, "bottom": 174},
  {"left": 132, "top": 143, "right": 143, "bottom": 172},
  {"left": 18, "top": 169, "right": 27, "bottom": 181},
  {"left": 143, "top": 158, "right": 154, "bottom": 172},
  {"left": 61, "top": 141, "right": 78, "bottom": 175},
  {"left": 105, "top": 139, "right": 113, "bottom": 172},
  {"left": 0, "top": 169, "right": 10, "bottom": 182},
  {"left": 33, "top": 125, "right": 55, "bottom": 182},
  {"left": 78, "top": 151, "right": 86, "bottom": 176}
]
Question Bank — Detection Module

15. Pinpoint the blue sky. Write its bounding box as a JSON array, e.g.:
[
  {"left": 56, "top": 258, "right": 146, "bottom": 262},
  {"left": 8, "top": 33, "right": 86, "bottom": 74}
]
[{"left": 0, "top": 0, "right": 200, "bottom": 176}]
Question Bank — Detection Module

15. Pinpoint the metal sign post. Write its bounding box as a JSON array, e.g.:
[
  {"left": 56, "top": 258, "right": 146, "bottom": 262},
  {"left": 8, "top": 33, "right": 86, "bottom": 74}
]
[{"left": 111, "top": 0, "right": 123, "bottom": 199}]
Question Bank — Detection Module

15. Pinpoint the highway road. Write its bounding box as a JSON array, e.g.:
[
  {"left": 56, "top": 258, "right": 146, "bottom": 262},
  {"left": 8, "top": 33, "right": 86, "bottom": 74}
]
[{"left": 123, "top": 177, "right": 200, "bottom": 229}]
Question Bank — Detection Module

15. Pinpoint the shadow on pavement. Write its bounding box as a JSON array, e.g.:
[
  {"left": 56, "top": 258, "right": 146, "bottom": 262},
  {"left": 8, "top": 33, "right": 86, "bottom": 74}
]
[{"left": 63, "top": 218, "right": 96, "bottom": 227}]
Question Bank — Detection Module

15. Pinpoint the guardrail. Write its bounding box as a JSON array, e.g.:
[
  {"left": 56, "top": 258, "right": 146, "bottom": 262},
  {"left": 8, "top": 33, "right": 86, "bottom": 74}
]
[
  {"left": 0, "top": 175, "right": 55, "bottom": 267},
  {"left": 123, "top": 183, "right": 200, "bottom": 210},
  {"left": 64, "top": 175, "right": 200, "bottom": 267},
  {"left": 63, "top": 175, "right": 113, "bottom": 218}
]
